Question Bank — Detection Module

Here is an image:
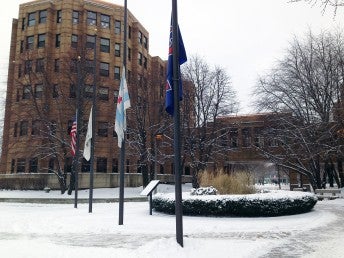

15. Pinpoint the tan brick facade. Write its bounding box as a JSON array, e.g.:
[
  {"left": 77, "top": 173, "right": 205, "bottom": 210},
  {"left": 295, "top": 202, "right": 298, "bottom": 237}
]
[{"left": 0, "top": 0, "right": 166, "bottom": 174}]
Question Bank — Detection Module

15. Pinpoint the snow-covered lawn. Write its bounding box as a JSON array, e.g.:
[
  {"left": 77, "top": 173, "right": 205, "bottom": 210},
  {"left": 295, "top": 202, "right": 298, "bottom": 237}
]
[{"left": 0, "top": 184, "right": 343, "bottom": 258}]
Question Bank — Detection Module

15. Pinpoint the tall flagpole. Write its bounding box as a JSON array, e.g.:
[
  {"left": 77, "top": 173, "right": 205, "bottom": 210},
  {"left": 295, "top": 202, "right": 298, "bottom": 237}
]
[
  {"left": 74, "top": 57, "right": 82, "bottom": 208},
  {"left": 172, "top": 0, "right": 184, "bottom": 247},
  {"left": 89, "top": 30, "right": 97, "bottom": 213},
  {"left": 118, "top": 0, "right": 128, "bottom": 225}
]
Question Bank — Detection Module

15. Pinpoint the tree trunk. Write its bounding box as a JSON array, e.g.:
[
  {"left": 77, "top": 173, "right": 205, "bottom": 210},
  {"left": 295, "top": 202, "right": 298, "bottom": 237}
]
[{"left": 141, "top": 164, "right": 149, "bottom": 187}]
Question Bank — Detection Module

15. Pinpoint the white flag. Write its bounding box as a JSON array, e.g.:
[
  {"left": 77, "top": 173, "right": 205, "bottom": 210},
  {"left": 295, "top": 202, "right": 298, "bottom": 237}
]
[
  {"left": 83, "top": 106, "right": 92, "bottom": 161},
  {"left": 115, "top": 67, "right": 131, "bottom": 148}
]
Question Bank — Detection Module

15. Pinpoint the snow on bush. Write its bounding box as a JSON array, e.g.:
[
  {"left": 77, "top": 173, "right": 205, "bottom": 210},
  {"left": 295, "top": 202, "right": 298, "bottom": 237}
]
[
  {"left": 152, "top": 190, "right": 317, "bottom": 217},
  {"left": 190, "top": 186, "right": 218, "bottom": 196}
]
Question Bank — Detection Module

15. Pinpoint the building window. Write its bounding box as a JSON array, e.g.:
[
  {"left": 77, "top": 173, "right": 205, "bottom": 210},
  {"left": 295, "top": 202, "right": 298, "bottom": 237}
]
[
  {"left": 28, "top": 12, "right": 36, "bottom": 26},
  {"left": 34, "top": 84, "right": 43, "bottom": 98},
  {"left": 100, "top": 62, "right": 109, "bottom": 77},
  {"left": 17, "top": 158, "right": 26, "bottom": 173},
  {"left": 230, "top": 128, "right": 238, "bottom": 148},
  {"left": 138, "top": 52, "right": 142, "bottom": 66},
  {"left": 36, "top": 58, "right": 44, "bottom": 73},
  {"left": 71, "top": 34, "right": 78, "bottom": 48},
  {"left": 72, "top": 10, "right": 79, "bottom": 24},
  {"left": 18, "top": 64, "right": 22, "bottom": 78},
  {"left": 37, "top": 33, "right": 46, "bottom": 48},
  {"left": 98, "top": 87, "right": 109, "bottom": 101},
  {"left": 128, "top": 26, "right": 131, "bottom": 39},
  {"left": 23, "top": 85, "right": 31, "bottom": 99},
  {"left": 39, "top": 10, "right": 47, "bottom": 23},
  {"left": 84, "top": 84, "right": 93, "bottom": 99},
  {"left": 254, "top": 128, "right": 264, "bottom": 147},
  {"left": 114, "top": 20, "right": 121, "bottom": 34},
  {"left": 20, "top": 40, "right": 24, "bottom": 53},
  {"left": 29, "top": 158, "right": 38, "bottom": 173},
  {"left": 112, "top": 159, "right": 118, "bottom": 173},
  {"left": 100, "top": 14, "right": 110, "bottom": 28},
  {"left": 20, "top": 121, "right": 29, "bottom": 136},
  {"left": 127, "top": 70, "right": 131, "bottom": 83},
  {"left": 100, "top": 38, "right": 110, "bottom": 53},
  {"left": 53, "top": 84, "right": 59, "bottom": 98},
  {"left": 16, "top": 89, "right": 20, "bottom": 102},
  {"left": 126, "top": 159, "right": 130, "bottom": 173},
  {"left": 114, "top": 66, "right": 120, "bottom": 80},
  {"left": 24, "top": 60, "right": 33, "bottom": 74},
  {"left": 81, "top": 158, "right": 90, "bottom": 172},
  {"left": 115, "top": 43, "right": 120, "bottom": 57},
  {"left": 128, "top": 47, "right": 131, "bottom": 61},
  {"left": 26, "top": 35, "right": 34, "bottom": 50},
  {"left": 87, "top": 11, "right": 97, "bottom": 26},
  {"left": 242, "top": 128, "right": 251, "bottom": 147},
  {"left": 86, "top": 35, "right": 96, "bottom": 49},
  {"left": 54, "top": 59, "right": 60, "bottom": 72},
  {"left": 56, "top": 10, "right": 62, "bottom": 23},
  {"left": 143, "top": 56, "right": 147, "bottom": 69},
  {"left": 138, "top": 31, "right": 142, "bottom": 44},
  {"left": 32, "top": 120, "right": 41, "bottom": 136},
  {"left": 11, "top": 159, "right": 15, "bottom": 173},
  {"left": 143, "top": 35, "right": 148, "bottom": 49},
  {"left": 13, "top": 122, "right": 18, "bottom": 137},
  {"left": 85, "top": 59, "right": 94, "bottom": 73},
  {"left": 96, "top": 157, "right": 107, "bottom": 172},
  {"left": 22, "top": 18, "right": 26, "bottom": 30},
  {"left": 70, "top": 84, "right": 76, "bottom": 98},
  {"left": 98, "top": 122, "right": 108, "bottom": 137},
  {"left": 55, "top": 34, "right": 61, "bottom": 48}
]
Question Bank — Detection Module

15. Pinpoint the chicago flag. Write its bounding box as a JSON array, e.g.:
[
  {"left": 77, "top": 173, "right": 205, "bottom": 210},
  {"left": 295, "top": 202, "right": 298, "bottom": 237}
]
[{"left": 115, "top": 67, "right": 131, "bottom": 148}]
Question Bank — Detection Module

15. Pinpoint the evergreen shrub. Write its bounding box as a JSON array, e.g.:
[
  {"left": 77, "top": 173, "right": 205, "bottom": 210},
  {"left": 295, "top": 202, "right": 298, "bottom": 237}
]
[{"left": 152, "top": 191, "right": 317, "bottom": 217}]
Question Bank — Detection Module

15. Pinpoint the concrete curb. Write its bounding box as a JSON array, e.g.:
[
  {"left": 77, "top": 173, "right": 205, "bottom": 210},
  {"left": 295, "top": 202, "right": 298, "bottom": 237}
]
[{"left": 0, "top": 196, "right": 147, "bottom": 204}]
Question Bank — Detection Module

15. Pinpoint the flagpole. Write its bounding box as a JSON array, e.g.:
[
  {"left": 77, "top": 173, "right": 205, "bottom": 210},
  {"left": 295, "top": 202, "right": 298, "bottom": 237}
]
[
  {"left": 89, "top": 30, "right": 97, "bottom": 213},
  {"left": 74, "top": 57, "right": 82, "bottom": 209},
  {"left": 118, "top": 0, "right": 128, "bottom": 225},
  {"left": 172, "top": 0, "right": 184, "bottom": 247}
]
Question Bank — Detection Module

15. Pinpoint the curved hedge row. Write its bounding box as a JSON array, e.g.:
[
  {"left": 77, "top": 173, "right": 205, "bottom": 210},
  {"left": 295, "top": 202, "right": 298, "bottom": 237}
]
[{"left": 152, "top": 191, "right": 317, "bottom": 217}]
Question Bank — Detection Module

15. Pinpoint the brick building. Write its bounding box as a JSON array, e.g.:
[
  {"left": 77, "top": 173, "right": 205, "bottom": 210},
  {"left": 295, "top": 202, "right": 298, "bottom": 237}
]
[{"left": 0, "top": 0, "right": 167, "bottom": 175}]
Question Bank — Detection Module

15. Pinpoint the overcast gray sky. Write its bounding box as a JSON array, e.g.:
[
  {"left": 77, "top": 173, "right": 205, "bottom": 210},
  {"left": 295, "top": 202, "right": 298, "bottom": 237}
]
[{"left": 1, "top": 0, "right": 343, "bottom": 113}]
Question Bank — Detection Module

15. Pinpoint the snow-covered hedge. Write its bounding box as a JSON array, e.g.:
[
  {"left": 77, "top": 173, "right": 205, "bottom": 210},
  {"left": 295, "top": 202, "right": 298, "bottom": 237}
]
[{"left": 152, "top": 191, "right": 317, "bottom": 217}]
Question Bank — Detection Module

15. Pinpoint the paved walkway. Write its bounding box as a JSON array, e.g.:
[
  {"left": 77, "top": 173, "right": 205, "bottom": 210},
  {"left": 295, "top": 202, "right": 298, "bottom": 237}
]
[{"left": 261, "top": 199, "right": 344, "bottom": 257}]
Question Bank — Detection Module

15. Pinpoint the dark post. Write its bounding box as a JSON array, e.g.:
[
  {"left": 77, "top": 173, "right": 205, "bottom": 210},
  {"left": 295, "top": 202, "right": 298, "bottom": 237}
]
[
  {"left": 118, "top": 0, "right": 128, "bottom": 225},
  {"left": 172, "top": 0, "right": 183, "bottom": 247},
  {"left": 89, "top": 30, "right": 97, "bottom": 213}
]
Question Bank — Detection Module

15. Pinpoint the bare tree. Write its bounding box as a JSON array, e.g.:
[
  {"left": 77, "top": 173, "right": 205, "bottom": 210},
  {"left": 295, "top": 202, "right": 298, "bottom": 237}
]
[
  {"left": 181, "top": 55, "right": 239, "bottom": 187},
  {"left": 126, "top": 60, "right": 172, "bottom": 187},
  {"left": 290, "top": 0, "right": 344, "bottom": 14},
  {"left": 254, "top": 30, "right": 344, "bottom": 189}
]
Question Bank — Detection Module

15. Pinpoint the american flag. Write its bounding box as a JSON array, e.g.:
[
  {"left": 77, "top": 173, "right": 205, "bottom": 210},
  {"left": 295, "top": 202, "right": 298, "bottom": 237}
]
[{"left": 70, "top": 116, "right": 77, "bottom": 156}]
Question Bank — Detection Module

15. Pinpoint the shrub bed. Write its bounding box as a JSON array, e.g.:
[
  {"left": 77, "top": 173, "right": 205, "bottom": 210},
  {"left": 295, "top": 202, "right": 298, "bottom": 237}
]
[{"left": 152, "top": 191, "right": 317, "bottom": 217}]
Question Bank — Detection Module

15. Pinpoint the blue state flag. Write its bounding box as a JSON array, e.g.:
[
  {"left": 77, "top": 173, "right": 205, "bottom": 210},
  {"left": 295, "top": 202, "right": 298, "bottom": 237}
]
[
  {"left": 115, "top": 67, "right": 131, "bottom": 148},
  {"left": 165, "top": 20, "right": 187, "bottom": 116}
]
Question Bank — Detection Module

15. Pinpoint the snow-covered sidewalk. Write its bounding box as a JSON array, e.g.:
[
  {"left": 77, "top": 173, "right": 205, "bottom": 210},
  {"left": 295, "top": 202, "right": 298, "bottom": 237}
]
[{"left": 0, "top": 185, "right": 344, "bottom": 257}]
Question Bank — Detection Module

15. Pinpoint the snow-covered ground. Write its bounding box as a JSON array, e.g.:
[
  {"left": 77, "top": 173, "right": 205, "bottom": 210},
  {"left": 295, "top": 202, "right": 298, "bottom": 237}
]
[{"left": 0, "top": 184, "right": 343, "bottom": 258}]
